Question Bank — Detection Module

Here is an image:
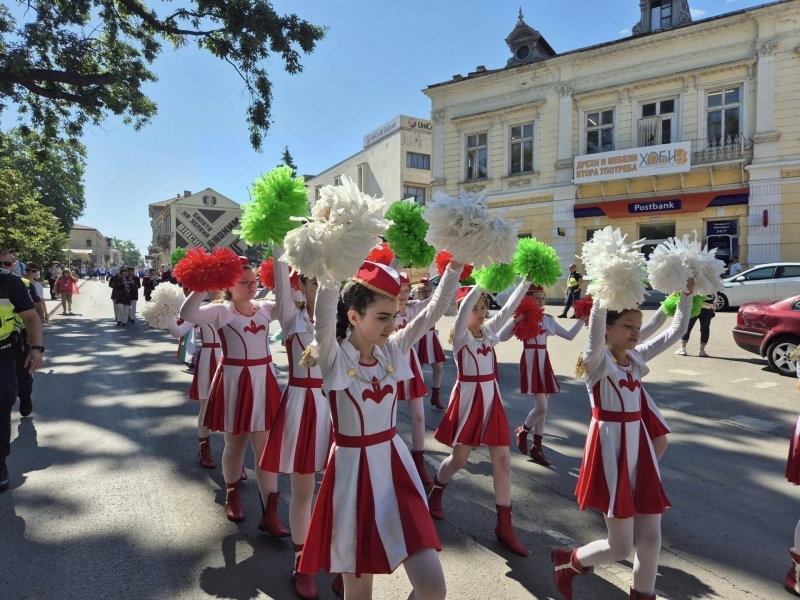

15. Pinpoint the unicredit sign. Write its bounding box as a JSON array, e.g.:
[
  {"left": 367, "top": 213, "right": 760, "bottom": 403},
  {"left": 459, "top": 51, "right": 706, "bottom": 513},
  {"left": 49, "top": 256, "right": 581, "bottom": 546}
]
[{"left": 363, "top": 115, "right": 432, "bottom": 148}]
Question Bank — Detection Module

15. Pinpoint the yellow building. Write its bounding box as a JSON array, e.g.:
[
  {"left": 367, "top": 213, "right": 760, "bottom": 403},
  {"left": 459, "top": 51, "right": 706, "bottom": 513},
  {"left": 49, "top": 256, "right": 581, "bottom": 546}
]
[
  {"left": 425, "top": 1, "right": 800, "bottom": 297},
  {"left": 68, "top": 224, "right": 119, "bottom": 268}
]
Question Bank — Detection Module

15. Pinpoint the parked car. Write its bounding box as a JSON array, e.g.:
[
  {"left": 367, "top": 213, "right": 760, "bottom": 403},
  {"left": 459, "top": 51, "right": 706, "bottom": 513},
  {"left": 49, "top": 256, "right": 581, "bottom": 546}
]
[
  {"left": 732, "top": 294, "right": 800, "bottom": 376},
  {"left": 716, "top": 263, "right": 800, "bottom": 310}
]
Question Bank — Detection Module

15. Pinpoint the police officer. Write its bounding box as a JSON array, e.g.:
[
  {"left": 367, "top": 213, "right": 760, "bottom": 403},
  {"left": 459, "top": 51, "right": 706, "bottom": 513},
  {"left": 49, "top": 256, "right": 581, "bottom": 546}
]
[
  {"left": 0, "top": 253, "right": 44, "bottom": 492},
  {"left": 559, "top": 263, "right": 583, "bottom": 318}
]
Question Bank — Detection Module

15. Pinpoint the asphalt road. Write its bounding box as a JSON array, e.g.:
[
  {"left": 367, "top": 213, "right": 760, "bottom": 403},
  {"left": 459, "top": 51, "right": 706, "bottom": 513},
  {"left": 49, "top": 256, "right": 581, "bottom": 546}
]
[{"left": 1, "top": 281, "right": 797, "bottom": 599}]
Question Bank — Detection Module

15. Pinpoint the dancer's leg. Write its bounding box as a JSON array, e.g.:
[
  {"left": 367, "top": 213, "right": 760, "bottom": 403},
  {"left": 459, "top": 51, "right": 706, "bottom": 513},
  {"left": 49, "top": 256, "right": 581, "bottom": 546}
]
[
  {"left": 403, "top": 547, "right": 446, "bottom": 600},
  {"left": 631, "top": 513, "right": 662, "bottom": 596}
]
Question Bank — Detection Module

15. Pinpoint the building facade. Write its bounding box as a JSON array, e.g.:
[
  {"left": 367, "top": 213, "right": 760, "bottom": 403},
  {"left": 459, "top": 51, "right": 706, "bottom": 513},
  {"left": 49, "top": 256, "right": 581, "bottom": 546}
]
[
  {"left": 147, "top": 189, "right": 246, "bottom": 269},
  {"left": 68, "top": 224, "right": 120, "bottom": 268},
  {"left": 305, "top": 115, "right": 432, "bottom": 207},
  {"left": 425, "top": 1, "right": 800, "bottom": 297}
]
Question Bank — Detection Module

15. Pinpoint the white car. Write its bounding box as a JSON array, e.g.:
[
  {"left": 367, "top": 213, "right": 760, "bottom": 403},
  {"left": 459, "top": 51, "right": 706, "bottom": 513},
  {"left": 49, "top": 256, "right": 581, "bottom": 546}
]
[{"left": 716, "top": 263, "right": 800, "bottom": 310}]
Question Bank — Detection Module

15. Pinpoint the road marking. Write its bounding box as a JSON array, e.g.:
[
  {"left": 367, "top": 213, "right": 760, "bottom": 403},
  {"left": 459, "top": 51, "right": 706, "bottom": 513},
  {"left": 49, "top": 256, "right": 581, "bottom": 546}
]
[
  {"left": 668, "top": 368, "right": 700, "bottom": 376},
  {"left": 723, "top": 415, "right": 778, "bottom": 433},
  {"left": 730, "top": 377, "right": 752, "bottom": 383},
  {"left": 660, "top": 401, "right": 694, "bottom": 410},
  {"left": 753, "top": 381, "right": 780, "bottom": 389}
]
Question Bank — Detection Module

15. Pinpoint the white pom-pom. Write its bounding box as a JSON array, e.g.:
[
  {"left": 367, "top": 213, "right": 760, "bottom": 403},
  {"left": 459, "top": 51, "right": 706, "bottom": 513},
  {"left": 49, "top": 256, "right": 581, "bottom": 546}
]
[
  {"left": 423, "top": 189, "right": 517, "bottom": 268},
  {"left": 141, "top": 282, "right": 185, "bottom": 329},
  {"left": 646, "top": 237, "right": 693, "bottom": 294},
  {"left": 581, "top": 226, "right": 647, "bottom": 311},
  {"left": 682, "top": 230, "right": 726, "bottom": 296},
  {"left": 280, "top": 175, "right": 390, "bottom": 288}
]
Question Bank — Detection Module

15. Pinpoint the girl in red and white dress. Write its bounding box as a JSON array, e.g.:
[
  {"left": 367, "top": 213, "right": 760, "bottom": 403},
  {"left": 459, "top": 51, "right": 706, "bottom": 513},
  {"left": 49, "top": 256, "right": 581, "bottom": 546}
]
[
  {"left": 414, "top": 278, "right": 447, "bottom": 411},
  {"left": 551, "top": 281, "right": 694, "bottom": 600},
  {"left": 429, "top": 279, "right": 531, "bottom": 557},
  {"left": 260, "top": 251, "right": 329, "bottom": 600},
  {"left": 180, "top": 260, "right": 289, "bottom": 536},
  {"left": 500, "top": 285, "right": 587, "bottom": 466},
  {"left": 784, "top": 352, "right": 800, "bottom": 597},
  {"left": 298, "top": 260, "right": 461, "bottom": 600}
]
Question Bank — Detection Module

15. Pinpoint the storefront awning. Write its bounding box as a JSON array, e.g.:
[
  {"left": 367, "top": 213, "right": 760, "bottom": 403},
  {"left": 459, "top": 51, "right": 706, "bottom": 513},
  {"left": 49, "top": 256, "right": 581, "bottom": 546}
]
[
  {"left": 61, "top": 248, "right": 95, "bottom": 255},
  {"left": 573, "top": 189, "right": 748, "bottom": 219}
]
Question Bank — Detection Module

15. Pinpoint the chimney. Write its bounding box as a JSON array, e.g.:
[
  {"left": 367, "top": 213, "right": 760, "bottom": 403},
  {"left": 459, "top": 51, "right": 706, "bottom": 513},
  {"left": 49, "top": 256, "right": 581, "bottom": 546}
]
[
  {"left": 452, "top": 74, "right": 464, "bottom": 81},
  {"left": 183, "top": 190, "right": 192, "bottom": 197},
  {"left": 476, "top": 66, "right": 487, "bottom": 73}
]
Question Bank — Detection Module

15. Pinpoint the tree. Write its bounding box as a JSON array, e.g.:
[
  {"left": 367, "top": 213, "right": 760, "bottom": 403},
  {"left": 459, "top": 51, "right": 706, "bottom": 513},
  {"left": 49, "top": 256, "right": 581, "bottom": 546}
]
[
  {"left": 0, "top": 1, "right": 327, "bottom": 150},
  {"left": 1, "top": 128, "right": 86, "bottom": 230},
  {"left": 112, "top": 237, "right": 142, "bottom": 267},
  {"left": 279, "top": 146, "right": 297, "bottom": 177}
]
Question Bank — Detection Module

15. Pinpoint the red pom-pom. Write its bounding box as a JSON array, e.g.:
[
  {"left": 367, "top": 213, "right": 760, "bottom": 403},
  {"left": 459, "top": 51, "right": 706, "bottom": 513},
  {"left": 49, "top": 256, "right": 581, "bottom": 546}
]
[
  {"left": 572, "top": 295, "right": 593, "bottom": 325},
  {"left": 435, "top": 251, "right": 473, "bottom": 281},
  {"left": 513, "top": 296, "right": 545, "bottom": 341},
  {"left": 173, "top": 247, "right": 242, "bottom": 293},
  {"left": 259, "top": 257, "right": 276, "bottom": 291},
  {"left": 367, "top": 242, "right": 394, "bottom": 266}
]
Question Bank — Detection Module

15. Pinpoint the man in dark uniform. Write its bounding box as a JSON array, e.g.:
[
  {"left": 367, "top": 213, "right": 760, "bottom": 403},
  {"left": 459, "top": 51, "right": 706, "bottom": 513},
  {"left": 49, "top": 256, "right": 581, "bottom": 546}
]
[
  {"left": 127, "top": 267, "right": 141, "bottom": 324},
  {"left": 142, "top": 268, "right": 159, "bottom": 302}
]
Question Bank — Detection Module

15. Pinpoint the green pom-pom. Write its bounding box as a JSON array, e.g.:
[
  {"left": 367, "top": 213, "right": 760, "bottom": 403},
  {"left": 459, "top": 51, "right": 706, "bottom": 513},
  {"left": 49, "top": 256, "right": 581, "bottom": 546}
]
[
  {"left": 661, "top": 293, "right": 704, "bottom": 317},
  {"left": 170, "top": 247, "right": 186, "bottom": 267},
  {"left": 384, "top": 200, "right": 436, "bottom": 267},
  {"left": 461, "top": 274, "right": 476, "bottom": 286},
  {"left": 474, "top": 263, "right": 516, "bottom": 293},
  {"left": 512, "top": 238, "right": 562, "bottom": 286},
  {"left": 238, "top": 166, "right": 308, "bottom": 245}
]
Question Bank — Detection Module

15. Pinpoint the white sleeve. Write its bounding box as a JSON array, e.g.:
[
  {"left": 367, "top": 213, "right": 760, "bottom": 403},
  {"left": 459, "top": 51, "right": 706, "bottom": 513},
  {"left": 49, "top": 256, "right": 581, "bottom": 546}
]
[
  {"left": 394, "top": 265, "right": 460, "bottom": 354},
  {"left": 180, "top": 292, "right": 233, "bottom": 329},
  {"left": 272, "top": 244, "right": 297, "bottom": 329},
  {"left": 310, "top": 286, "right": 340, "bottom": 375},
  {"left": 487, "top": 278, "right": 529, "bottom": 335},
  {"left": 552, "top": 318, "right": 585, "bottom": 341},
  {"left": 167, "top": 320, "right": 194, "bottom": 339},
  {"left": 636, "top": 294, "right": 692, "bottom": 362},
  {"left": 451, "top": 284, "right": 483, "bottom": 349},
  {"left": 498, "top": 320, "right": 516, "bottom": 342},
  {"left": 639, "top": 307, "right": 668, "bottom": 342}
]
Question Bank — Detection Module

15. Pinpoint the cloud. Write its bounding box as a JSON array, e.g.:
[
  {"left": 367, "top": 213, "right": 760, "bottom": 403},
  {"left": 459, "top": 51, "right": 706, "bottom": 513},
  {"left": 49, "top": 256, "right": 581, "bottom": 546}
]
[
  {"left": 725, "top": 0, "right": 738, "bottom": 3},
  {"left": 690, "top": 8, "right": 707, "bottom": 17},
  {"left": 618, "top": 28, "right": 631, "bottom": 36}
]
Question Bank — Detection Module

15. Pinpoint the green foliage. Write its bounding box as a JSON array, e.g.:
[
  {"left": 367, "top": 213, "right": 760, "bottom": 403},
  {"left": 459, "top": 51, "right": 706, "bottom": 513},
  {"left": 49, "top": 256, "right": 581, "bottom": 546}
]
[
  {"left": 473, "top": 263, "right": 516, "bottom": 293},
  {"left": 170, "top": 247, "right": 187, "bottom": 266},
  {"left": 0, "top": 1, "right": 327, "bottom": 150},
  {"left": 279, "top": 146, "right": 297, "bottom": 177},
  {"left": 384, "top": 200, "right": 436, "bottom": 268},
  {"left": 112, "top": 237, "right": 142, "bottom": 267},
  {"left": 512, "top": 238, "right": 562, "bottom": 286},
  {"left": 239, "top": 166, "right": 308, "bottom": 245},
  {"left": 661, "top": 293, "right": 704, "bottom": 318}
]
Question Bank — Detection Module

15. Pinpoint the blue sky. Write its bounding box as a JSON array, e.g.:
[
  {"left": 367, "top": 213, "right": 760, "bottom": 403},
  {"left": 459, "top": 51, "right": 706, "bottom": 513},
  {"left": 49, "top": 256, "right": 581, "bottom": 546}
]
[{"left": 68, "top": 0, "right": 767, "bottom": 254}]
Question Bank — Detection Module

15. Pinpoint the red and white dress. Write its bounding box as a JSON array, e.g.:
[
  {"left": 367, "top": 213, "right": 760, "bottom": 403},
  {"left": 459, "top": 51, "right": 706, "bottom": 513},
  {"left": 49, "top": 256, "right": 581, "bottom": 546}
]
[
  {"left": 788, "top": 415, "right": 800, "bottom": 485},
  {"left": 574, "top": 296, "right": 691, "bottom": 519},
  {"left": 191, "top": 301, "right": 282, "bottom": 434},
  {"left": 261, "top": 262, "right": 331, "bottom": 475},
  {"left": 395, "top": 301, "right": 430, "bottom": 400},
  {"left": 416, "top": 323, "right": 447, "bottom": 365},
  {"left": 189, "top": 323, "right": 223, "bottom": 401},
  {"left": 499, "top": 314, "right": 584, "bottom": 395},
  {"left": 434, "top": 280, "right": 529, "bottom": 448},
  {"left": 299, "top": 266, "right": 460, "bottom": 577}
]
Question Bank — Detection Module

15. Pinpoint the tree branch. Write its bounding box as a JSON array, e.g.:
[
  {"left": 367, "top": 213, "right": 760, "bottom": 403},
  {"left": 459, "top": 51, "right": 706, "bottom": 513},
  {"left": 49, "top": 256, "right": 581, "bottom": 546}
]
[
  {"left": 114, "top": 0, "right": 224, "bottom": 36},
  {"left": 13, "top": 80, "right": 102, "bottom": 107},
  {"left": 0, "top": 69, "right": 117, "bottom": 87}
]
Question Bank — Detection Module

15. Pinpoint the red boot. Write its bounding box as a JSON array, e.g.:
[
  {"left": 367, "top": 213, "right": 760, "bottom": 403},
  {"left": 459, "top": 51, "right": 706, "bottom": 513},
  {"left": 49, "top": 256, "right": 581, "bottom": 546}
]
[
  {"left": 552, "top": 548, "right": 593, "bottom": 600},
  {"left": 198, "top": 437, "right": 216, "bottom": 469},
  {"left": 225, "top": 481, "right": 245, "bottom": 522},
  {"left": 630, "top": 589, "right": 657, "bottom": 599},
  {"left": 494, "top": 504, "right": 528, "bottom": 556},
  {"left": 427, "top": 476, "right": 447, "bottom": 520},
  {"left": 786, "top": 549, "right": 800, "bottom": 597},
  {"left": 529, "top": 434, "right": 551, "bottom": 466},
  {"left": 331, "top": 573, "right": 344, "bottom": 599},
  {"left": 514, "top": 424, "right": 531, "bottom": 455},
  {"left": 292, "top": 544, "right": 319, "bottom": 599},
  {"left": 430, "top": 387, "right": 444, "bottom": 410},
  {"left": 258, "top": 492, "right": 291, "bottom": 537},
  {"left": 240, "top": 466, "right": 248, "bottom": 481},
  {"left": 411, "top": 450, "right": 434, "bottom": 488}
]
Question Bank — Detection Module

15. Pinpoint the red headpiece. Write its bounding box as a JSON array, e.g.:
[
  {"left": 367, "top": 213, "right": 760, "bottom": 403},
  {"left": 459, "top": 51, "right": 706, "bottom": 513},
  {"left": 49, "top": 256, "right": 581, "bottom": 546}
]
[
  {"left": 455, "top": 286, "right": 473, "bottom": 303},
  {"left": 352, "top": 261, "right": 401, "bottom": 299},
  {"left": 528, "top": 284, "right": 544, "bottom": 292},
  {"left": 419, "top": 277, "right": 430, "bottom": 285},
  {"left": 239, "top": 256, "right": 250, "bottom": 267},
  {"left": 399, "top": 272, "right": 410, "bottom": 285}
]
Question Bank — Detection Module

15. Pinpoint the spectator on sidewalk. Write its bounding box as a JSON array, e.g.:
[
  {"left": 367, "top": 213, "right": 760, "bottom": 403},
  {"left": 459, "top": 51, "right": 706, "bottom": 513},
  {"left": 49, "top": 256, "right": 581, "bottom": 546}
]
[
  {"left": 728, "top": 256, "right": 742, "bottom": 277},
  {"left": 558, "top": 263, "right": 583, "bottom": 319},
  {"left": 22, "top": 264, "right": 47, "bottom": 325},
  {"left": 676, "top": 293, "right": 717, "bottom": 357},
  {"left": 56, "top": 269, "right": 79, "bottom": 315}
]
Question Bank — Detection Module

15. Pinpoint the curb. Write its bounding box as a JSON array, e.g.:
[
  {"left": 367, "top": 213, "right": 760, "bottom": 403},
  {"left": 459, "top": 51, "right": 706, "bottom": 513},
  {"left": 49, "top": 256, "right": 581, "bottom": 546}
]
[{"left": 46, "top": 278, "right": 91, "bottom": 318}]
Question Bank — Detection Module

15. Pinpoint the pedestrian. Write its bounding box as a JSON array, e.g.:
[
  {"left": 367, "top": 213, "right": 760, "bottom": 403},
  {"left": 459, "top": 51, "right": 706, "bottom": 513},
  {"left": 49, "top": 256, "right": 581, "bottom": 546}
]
[
  {"left": 142, "top": 268, "right": 159, "bottom": 302},
  {"left": 126, "top": 267, "right": 141, "bottom": 323},
  {"left": 429, "top": 278, "right": 531, "bottom": 557},
  {"left": 551, "top": 279, "right": 695, "bottom": 600},
  {"left": 558, "top": 263, "right": 583, "bottom": 318},
  {"left": 728, "top": 256, "right": 742, "bottom": 277},
  {"left": 56, "top": 268, "right": 79, "bottom": 314},
  {"left": 414, "top": 277, "right": 448, "bottom": 411},
  {"left": 180, "top": 258, "right": 288, "bottom": 534},
  {"left": 502, "top": 284, "right": 587, "bottom": 466},
  {"left": 0, "top": 257, "right": 44, "bottom": 492},
  {"left": 22, "top": 264, "right": 48, "bottom": 325},
  {"left": 675, "top": 293, "right": 716, "bottom": 357},
  {"left": 47, "top": 262, "right": 61, "bottom": 300},
  {"left": 784, "top": 349, "right": 800, "bottom": 596},
  {"left": 112, "top": 270, "right": 133, "bottom": 326},
  {"left": 259, "top": 251, "right": 329, "bottom": 600},
  {"left": 297, "top": 259, "right": 461, "bottom": 599}
]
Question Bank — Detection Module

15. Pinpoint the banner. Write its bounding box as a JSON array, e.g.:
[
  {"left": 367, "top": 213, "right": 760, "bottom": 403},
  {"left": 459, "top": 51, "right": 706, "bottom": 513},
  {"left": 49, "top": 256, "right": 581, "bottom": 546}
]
[{"left": 574, "top": 141, "right": 691, "bottom": 184}]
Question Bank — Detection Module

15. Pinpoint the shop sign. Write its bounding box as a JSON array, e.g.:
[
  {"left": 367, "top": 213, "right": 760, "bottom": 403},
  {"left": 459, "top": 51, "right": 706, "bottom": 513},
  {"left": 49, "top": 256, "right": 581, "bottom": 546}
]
[
  {"left": 363, "top": 117, "right": 401, "bottom": 148},
  {"left": 404, "top": 116, "right": 432, "bottom": 131},
  {"left": 628, "top": 199, "right": 681, "bottom": 214},
  {"left": 574, "top": 141, "right": 691, "bottom": 184},
  {"left": 706, "top": 219, "right": 738, "bottom": 236}
]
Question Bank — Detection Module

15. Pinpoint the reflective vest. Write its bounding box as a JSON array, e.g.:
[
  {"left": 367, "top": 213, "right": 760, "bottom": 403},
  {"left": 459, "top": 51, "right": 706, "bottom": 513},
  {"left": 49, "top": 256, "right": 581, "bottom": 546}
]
[
  {"left": 12, "top": 278, "right": 34, "bottom": 331},
  {"left": 0, "top": 274, "right": 19, "bottom": 342}
]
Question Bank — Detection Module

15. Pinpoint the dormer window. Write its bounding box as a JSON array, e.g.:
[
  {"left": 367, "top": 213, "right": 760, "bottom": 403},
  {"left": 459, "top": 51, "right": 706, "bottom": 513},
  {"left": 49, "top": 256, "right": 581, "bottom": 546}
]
[
  {"left": 515, "top": 45, "right": 531, "bottom": 61},
  {"left": 632, "top": 0, "right": 692, "bottom": 36},
  {"left": 505, "top": 8, "right": 556, "bottom": 67},
  {"left": 651, "top": 0, "right": 673, "bottom": 30}
]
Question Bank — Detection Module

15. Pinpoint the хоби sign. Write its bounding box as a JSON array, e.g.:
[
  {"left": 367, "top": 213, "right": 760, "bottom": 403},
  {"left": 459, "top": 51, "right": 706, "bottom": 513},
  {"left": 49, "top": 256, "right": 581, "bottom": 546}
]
[{"left": 573, "top": 141, "right": 691, "bottom": 184}]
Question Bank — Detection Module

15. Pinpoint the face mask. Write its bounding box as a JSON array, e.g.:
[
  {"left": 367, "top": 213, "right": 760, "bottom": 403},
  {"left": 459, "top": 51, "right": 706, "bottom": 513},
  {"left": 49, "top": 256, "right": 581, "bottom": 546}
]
[{"left": 34, "top": 273, "right": 40, "bottom": 280}]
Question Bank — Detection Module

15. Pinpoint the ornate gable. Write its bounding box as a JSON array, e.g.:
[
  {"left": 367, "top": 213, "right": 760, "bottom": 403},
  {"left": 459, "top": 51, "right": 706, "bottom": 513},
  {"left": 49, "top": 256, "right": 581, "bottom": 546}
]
[
  {"left": 506, "top": 8, "right": 556, "bottom": 67},
  {"left": 633, "top": 0, "right": 692, "bottom": 35}
]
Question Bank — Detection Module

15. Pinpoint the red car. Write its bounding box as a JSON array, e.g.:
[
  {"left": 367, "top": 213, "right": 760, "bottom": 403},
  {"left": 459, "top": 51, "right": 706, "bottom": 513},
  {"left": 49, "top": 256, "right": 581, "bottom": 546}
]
[{"left": 732, "top": 294, "right": 800, "bottom": 376}]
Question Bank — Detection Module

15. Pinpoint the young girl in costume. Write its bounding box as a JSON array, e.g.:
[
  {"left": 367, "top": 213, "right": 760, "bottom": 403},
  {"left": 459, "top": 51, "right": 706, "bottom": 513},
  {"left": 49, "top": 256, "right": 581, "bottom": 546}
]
[
  {"left": 414, "top": 278, "right": 447, "bottom": 411},
  {"left": 552, "top": 280, "right": 695, "bottom": 600},
  {"left": 298, "top": 260, "right": 462, "bottom": 600},
  {"left": 783, "top": 347, "right": 800, "bottom": 597},
  {"left": 180, "top": 258, "right": 288, "bottom": 536},
  {"left": 429, "top": 278, "right": 531, "bottom": 556},
  {"left": 501, "top": 284, "right": 587, "bottom": 466},
  {"left": 259, "top": 250, "right": 329, "bottom": 600}
]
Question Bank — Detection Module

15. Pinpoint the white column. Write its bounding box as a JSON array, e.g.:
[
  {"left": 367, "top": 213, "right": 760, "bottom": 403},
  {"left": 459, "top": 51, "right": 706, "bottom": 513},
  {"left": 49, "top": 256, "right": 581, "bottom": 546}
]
[
  {"left": 753, "top": 39, "right": 779, "bottom": 159},
  {"left": 557, "top": 84, "right": 574, "bottom": 161},
  {"left": 552, "top": 189, "right": 578, "bottom": 297},
  {"left": 431, "top": 111, "right": 445, "bottom": 195},
  {"left": 745, "top": 168, "right": 782, "bottom": 266}
]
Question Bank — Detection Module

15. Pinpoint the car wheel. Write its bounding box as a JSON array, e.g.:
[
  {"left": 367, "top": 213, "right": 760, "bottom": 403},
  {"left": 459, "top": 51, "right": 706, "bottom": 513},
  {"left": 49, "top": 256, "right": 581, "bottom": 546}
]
[
  {"left": 715, "top": 293, "right": 729, "bottom": 311},
  {"left": 766, "top": 337, "right": 799, "bottom": 376}
]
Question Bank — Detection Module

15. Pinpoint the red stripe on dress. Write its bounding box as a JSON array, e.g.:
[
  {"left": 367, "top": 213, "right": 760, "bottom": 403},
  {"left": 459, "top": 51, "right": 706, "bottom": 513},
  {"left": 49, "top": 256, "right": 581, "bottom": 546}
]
[
  {"left": 481, "top": 383, "right": 511, "bottom": 447},
  {"left": 575, "top": 421, "right": 611, "bottom": 513},
  {"left": 611, "top": 420, "right": 636, "bottom": 518},
  {"left": 520, "top": 350, "right": 530, "bottom": 395},
  {"left": 265, "top": 365, "right": 282, "bottom": 431},
  {"left": 188, "top": 363, "right": 201, "bottom": 401},
  {"left": 390, "top": 442, "right": 442, "bottom": 554},
  {"left": 433, "top": 386, "right": 461, "bottom": 447},
  {"left": 233, "top": 366, "right": 255, "bottom": 435},
  {"left": 634, "top": 423, "right": 670, "bottom": 514},
  {"left": 639, "top": 389, "right": 670, "bottom": 438},
  {"left": 297, "top": 450, "right": 336, "bottom": 575},
  {"left": 355, "top": 448, "right": 391, "bottom": 576},
  {"left": 204, "top": 370, "right": 227, "bottom": 431}
]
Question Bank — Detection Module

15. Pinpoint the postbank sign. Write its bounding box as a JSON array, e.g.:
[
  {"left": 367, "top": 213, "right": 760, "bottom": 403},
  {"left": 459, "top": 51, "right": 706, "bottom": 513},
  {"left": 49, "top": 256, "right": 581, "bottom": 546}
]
[{"left": 573, "top": 141, "right": 691, "bottom": 184}]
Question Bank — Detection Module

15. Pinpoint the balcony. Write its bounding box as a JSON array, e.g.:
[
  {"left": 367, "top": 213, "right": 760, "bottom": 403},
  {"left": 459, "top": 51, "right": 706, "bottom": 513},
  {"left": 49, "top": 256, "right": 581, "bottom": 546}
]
[
  {"left": 691, "top": 135, "right": 748, "bottom": 165},
  {"left": 157, "top": 233, "right": 171, "bottom": 249}
]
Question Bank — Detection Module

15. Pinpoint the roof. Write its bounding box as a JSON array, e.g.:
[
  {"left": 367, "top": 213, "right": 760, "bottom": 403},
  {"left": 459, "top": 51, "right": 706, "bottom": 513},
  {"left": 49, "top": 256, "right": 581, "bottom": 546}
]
[
  {"left": 426, "top": 0, "right": 790, "bottom": 90},
  {"left": 71, "top": 224, "right": 97, "bottom": 231}
]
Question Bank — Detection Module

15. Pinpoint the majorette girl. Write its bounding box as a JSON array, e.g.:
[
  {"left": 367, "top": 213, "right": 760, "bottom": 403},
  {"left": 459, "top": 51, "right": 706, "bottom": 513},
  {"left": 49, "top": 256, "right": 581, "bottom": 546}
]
[
  {"left": 259, "top": 249, "right": 329, "bottom": 600},
  {"left": 180, "top": 258, "right": 289, "bottom": 538},
  {"left": 414, "top": 277, "right": 447, "bottom": 411},
  {"left": 298, "top": 260, "right": 461, "bottom": 600},
  {"left": 429, "top": 278, "right": 531, "bottom": 557},
  {"left": 500, "top": 284, "right": 587, "bottom": 466},
  {"left": 783, "top": 347, "right": 800, "bottom": 597},
  {"left": 552, "top": 281, "right": 694, "bottom": 600}
]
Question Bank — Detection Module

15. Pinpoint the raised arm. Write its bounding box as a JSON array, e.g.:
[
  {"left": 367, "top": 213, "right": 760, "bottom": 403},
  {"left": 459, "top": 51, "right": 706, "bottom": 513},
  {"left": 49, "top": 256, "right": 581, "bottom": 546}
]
[
  {"left": 272, "top": 245, "right": 298, "bottom": 329},
  {"left": 487, "top": 278, "right": 529, "bottom": 335},
  {"left": 639, "top": 305, "right": 668, "bottom": 342},
  {"left": 180, "top": 292, "right": 230, "bottom": 329},
  {"left": 394, "top": 265, "right": 460, "bottom": 353},
  {"left": 167, "top": 319, "right": 194, "bottom": 339},
  {"left": 552, "top": 317, "right": 586, "bottom": 341},
  {"left": 582, "top": 302, "right": 609, "bottom": 373},
  {"left": 309, "top": 285, "right": 340, "bottom": 375},
  {"left": 498, "top": 319, "right": 518, "bottom": 342},
  {"left": 636, "top": 293, "right": 692, "bottom": 362},
  {"left": 451, "top": 283, "right": 483, "bottom": 348}
]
